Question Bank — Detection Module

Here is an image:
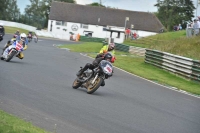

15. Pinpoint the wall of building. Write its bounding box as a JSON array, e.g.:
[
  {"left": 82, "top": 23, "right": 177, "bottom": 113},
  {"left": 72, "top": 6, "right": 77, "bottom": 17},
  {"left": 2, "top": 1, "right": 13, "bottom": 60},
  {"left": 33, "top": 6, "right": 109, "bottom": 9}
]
[
  {"left": 48, "top": 20, "right": 126, "bottom": 43},
  {"left": 0, "top": 20, "right": 158, "bottom": 42},
  {"left": 48, "top": 19, "right": 158, "bottom": 43}
]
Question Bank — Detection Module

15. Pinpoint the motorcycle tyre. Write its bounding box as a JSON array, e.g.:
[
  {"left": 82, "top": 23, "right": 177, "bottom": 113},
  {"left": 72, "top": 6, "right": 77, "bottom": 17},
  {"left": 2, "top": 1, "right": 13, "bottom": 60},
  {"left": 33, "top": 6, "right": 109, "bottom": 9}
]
[
  {"left": 6, "top": 51, "right": 16, "bottom": 62},
  {"left": 72, "top": 78, "right": 82, "bottom": 89},
  {"left": 87, "top": 77, "right": 103, "bottom": 94},
  {"left": 28, "top": 38, "right": 32, "bottom": 42},
  {"left": 34, "top": 38, "right": 38, "bottom": 43}
]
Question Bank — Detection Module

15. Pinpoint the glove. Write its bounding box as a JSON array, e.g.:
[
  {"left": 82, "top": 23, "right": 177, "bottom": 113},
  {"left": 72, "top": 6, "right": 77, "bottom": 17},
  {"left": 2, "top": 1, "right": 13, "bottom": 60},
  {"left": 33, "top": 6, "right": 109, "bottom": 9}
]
[
  {"left": 111, "top": 56, "right": 116, "bottom": 63},
  {"left": 103, "top": 50, "right": 107, "bottom": 53}
]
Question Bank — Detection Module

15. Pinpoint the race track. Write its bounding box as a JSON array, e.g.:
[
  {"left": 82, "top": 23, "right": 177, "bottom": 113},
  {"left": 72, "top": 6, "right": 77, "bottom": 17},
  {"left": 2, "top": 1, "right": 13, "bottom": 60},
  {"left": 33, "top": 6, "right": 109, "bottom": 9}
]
[{"left": 0, "top": 34, "right": 200, "bottom": 133}]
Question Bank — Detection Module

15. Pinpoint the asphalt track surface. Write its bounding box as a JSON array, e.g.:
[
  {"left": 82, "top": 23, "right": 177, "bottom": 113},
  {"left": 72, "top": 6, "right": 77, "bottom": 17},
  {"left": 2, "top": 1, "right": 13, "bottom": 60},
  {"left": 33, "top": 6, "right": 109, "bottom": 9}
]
[{"left": 0, "top": 34, "right": 200, "bottom": 133}]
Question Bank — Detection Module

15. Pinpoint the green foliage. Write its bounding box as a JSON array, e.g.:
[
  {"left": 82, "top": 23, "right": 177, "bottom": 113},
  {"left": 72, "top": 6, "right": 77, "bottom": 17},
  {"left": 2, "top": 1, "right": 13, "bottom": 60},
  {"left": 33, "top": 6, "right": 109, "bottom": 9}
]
[
  {"left": 155, "top": 0, "right": 195, "bottom": 31},
  {"left": 56, "top": 0, "right": 76, "bottom": 3},
  {"left": 23, "top": 0, "right": 76, "bottom": 28},
  {"left": 87, "top": 2, "right": 106, "bottom": 7},
  {"left": 0, "top": 0, "right": 20, "bottom": 21}
]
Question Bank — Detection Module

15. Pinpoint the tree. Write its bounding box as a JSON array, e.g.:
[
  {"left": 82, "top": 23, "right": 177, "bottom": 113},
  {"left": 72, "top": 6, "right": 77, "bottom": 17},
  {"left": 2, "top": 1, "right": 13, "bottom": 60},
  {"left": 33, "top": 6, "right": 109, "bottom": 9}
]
[
  {"left": 0, "top": 0, "right": 20, "bottom": 21},
  {"left": 87, "top": 2, "right": 105, "bottom": 7},
  {"left": 0, "top": 0, "right": 7, "bottom": 20},
  {"left": 24, "top": 0, "right": 76, "bottom": 28},
  {"left": 55, "top": 0, "right": 76, "bottom": 3},
  {"left": 155, "top": 0, "right": 195, "bottom": 31}
]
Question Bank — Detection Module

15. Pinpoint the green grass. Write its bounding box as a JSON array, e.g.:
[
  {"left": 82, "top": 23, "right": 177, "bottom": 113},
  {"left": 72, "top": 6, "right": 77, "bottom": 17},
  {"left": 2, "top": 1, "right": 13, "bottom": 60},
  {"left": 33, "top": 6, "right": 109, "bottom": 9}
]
[
  {"left": 0, "top": 109, "right": 50, "bottom": 133},
  {"left": 58, "top": 42, "right": 200, "bottom": 95},
  {"left": 124, "top": 30, "right": 186, "bottom": 47},
  {"left": 124, "top": 30, "right": 200, "bottom": 59},
  {"left": 5, "top": 26, "right": 31, "bottom": 34},
  {"left": 59, "top": 42, "right": 103, "bottom": 53},
  {"left": 113, "top": 56, "right": 200, "bottom": 94}
]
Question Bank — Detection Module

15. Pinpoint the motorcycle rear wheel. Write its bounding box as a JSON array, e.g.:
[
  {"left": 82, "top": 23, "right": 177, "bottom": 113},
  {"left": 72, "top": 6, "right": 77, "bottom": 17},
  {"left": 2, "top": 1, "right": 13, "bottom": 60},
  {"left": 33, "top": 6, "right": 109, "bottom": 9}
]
[
  {"left": 72, "top": 78, "right": 82, "bottom": 89},
  {"left": 34, "top": 38, "right": 38, "bottom": 43},
  {"left": 87, "top": 77, "right": 103, "bottom": 94}
]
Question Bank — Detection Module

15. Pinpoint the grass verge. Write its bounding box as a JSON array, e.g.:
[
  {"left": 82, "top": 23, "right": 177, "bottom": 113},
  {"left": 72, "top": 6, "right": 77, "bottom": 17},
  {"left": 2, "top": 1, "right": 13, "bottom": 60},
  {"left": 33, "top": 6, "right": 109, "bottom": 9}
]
[
  {"left": 58, "top": 42, "right": 200, "bottom": 95},
  {"left": 124, "top": 30, "right": 200, "bottom": 59},
  {"left": 0, "top": 109, "right": 50, "bottom": 133},
  {"left": 5, "top": 26, "right": 30, "bottom": 34}
]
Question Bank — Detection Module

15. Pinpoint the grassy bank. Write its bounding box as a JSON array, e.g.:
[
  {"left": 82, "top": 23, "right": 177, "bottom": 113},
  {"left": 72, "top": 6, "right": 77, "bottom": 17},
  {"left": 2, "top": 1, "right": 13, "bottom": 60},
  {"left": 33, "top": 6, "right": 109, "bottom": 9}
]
[
  {"left": 124, "top": 30, "right": 200, "bottom": 60},
  {"left": 4, "top": 26, "right": 30, "bottom": 34},
  {"left": 58, "top": 42, "right": 200, "bottom": 95},
  {"left": 0, "top": 109, "right": 50, "bottom": 133}
]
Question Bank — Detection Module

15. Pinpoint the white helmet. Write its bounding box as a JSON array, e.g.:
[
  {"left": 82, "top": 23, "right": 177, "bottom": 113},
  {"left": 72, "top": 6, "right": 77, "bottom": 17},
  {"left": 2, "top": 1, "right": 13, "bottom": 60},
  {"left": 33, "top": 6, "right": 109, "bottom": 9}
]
[{"left": 20, "top": 33, "right": 27, "bottom": 41}]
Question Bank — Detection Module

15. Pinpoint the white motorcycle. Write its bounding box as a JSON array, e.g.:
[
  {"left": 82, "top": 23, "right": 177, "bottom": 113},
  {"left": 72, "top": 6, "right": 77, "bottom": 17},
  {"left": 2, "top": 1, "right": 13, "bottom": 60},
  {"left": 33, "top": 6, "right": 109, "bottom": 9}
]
[{"left": 1, "top": 42, "right": 23, "bottom": 62}]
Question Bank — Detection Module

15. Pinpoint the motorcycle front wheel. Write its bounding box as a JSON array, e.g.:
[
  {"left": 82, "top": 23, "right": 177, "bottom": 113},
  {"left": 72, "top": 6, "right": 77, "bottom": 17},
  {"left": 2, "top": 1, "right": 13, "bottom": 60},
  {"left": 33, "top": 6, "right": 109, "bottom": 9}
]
[
  {"left": 6, "top": 51, "right": 16, "bottom": 62},
  {"left": 34, "top": 37, "right": 38, "bottom": 43},
  {"left": 28, "top": 38, "right": 31, "bottom": 42},
  {"left": 87, "top": 77, "right": 103, "bottom": 94},
  {"left": 72, "top": 78, "right": 82, "bottom": 89}
]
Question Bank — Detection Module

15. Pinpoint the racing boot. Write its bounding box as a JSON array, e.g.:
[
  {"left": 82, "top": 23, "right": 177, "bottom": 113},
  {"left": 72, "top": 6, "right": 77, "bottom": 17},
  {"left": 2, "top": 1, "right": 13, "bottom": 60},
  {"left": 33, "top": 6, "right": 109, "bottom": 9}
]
[
  {"left": 76, "top": 70, "right": 84, "bottom": 77},
  {"left": 76, "top": 63, "right": 91, "bottom": 77},
  {"left": 101, "top": 80, "right": 105, "bottom": 86}
]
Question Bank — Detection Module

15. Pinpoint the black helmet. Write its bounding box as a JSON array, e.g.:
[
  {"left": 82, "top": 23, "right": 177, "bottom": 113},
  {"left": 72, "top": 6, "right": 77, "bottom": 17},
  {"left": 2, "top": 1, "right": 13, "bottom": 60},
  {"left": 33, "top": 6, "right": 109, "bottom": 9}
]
[{"left": 104, "top": 53, "right": 112, "bottom": 61}]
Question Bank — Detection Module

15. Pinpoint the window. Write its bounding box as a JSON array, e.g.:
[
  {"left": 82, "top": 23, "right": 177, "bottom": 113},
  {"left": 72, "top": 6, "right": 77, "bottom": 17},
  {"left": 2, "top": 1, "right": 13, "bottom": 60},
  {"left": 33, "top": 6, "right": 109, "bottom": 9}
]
[
  {"left": 86, "top": 33, "right": 92, "bottom": 37},
  {"left": 116, "top": 32, "right": 120, "bottom": 38},
  {"left": 62, "top": 22, "right": 67, "bottom": 26},
  {"left": 56, "top": 21, "right": 67, "bottom": 26},
  {"left": 81, "top": 24, "right": 88, "bottom": 29},
  {"left": 56, "top": 21, "right": 62, "bottom": 25},
  {"left": 103, "top": 27, "right": 107, "bottom": 31}
]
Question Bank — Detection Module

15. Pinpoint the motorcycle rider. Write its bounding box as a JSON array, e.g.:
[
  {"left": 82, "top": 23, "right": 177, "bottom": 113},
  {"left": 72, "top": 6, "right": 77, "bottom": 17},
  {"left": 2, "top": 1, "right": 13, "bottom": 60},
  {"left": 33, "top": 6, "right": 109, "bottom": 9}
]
[
  {"left": 2, "top": 33, "right": 28, "bottom": 59},
  {"left": 76, "top": 53, "right": 114, "bottom": 86},
  {"left": 33, "top": 33, "right": 38, "bottom": 43},
  {"left": 27, "top": 31, "right": 33, "bottom": 38},
  {"left": 15, "top": 30, "right": 20, "bottom": 36},
  {"left": 3, "top": 33, "right": 28, "bottom": 51},
  {"left": 0, "top": 23, "right": 5, "bottom": 41},
  {"left": 96, "top": 43, "right": 116, "bottom": 62},
  {"left": 5, "top": 30, "right": 21, "bottom": 49}
]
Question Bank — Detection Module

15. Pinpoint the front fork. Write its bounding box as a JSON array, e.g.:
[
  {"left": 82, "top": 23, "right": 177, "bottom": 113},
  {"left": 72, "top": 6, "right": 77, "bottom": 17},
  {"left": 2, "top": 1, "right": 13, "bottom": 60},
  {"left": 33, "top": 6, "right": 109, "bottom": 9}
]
[{"left": 91, "top": 74, "right": 98, "bottom": 84}]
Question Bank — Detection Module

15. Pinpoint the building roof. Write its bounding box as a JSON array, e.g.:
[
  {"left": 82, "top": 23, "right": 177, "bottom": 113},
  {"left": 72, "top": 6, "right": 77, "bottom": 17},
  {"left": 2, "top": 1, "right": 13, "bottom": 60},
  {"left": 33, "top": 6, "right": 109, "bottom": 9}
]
[{"left": 49, "top": 1, "right": 164, "bottom": 33}]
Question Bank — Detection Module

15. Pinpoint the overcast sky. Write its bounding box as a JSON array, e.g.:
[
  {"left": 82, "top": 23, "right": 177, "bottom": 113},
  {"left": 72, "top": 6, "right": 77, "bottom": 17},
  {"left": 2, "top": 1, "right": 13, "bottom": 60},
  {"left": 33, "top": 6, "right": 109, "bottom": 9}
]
[
  {"left": 76, "top": 0, "right": 158, "bottom": 12},
  {"left": 17, "top": 0, "right": 200, "bottom": 17}
]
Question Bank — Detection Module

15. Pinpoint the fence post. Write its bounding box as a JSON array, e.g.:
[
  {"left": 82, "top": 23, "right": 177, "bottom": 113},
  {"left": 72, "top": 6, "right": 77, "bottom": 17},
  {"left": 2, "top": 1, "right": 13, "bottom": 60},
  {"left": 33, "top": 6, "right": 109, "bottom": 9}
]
[{"left": 186, "top": 28, "right": 193, "bottom": 37}]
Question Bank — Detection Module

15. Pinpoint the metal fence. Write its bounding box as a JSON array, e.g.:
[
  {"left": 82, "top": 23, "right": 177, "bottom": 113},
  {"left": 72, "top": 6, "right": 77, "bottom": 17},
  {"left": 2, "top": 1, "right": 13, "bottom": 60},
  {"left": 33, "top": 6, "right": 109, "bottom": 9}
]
[
  {"left": 145, "top": 49, "right": 200, "bottom": 82},
  {"left": 186, "top": 28, "right": 200, "bottom": 37}
]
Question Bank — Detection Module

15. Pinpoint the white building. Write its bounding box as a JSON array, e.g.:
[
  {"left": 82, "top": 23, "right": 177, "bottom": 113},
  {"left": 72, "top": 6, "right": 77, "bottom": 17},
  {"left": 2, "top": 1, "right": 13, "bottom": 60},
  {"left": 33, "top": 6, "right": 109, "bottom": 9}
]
[{"left": 48, "top": 2, "right": 164, "bottom": 43}]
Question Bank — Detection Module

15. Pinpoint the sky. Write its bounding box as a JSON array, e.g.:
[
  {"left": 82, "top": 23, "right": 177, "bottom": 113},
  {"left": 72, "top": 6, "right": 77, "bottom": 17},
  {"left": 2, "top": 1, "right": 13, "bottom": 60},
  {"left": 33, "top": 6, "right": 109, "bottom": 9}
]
[{"left": 17, "top": 0, "right": 200, "bottom": 17}]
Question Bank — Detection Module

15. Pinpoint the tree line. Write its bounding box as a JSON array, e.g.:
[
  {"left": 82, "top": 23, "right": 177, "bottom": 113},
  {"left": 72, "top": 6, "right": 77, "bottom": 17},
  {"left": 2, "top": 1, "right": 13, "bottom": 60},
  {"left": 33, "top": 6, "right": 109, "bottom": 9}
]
[{"left": 0, "top": 0, "right": 196, "bottom": 31}]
